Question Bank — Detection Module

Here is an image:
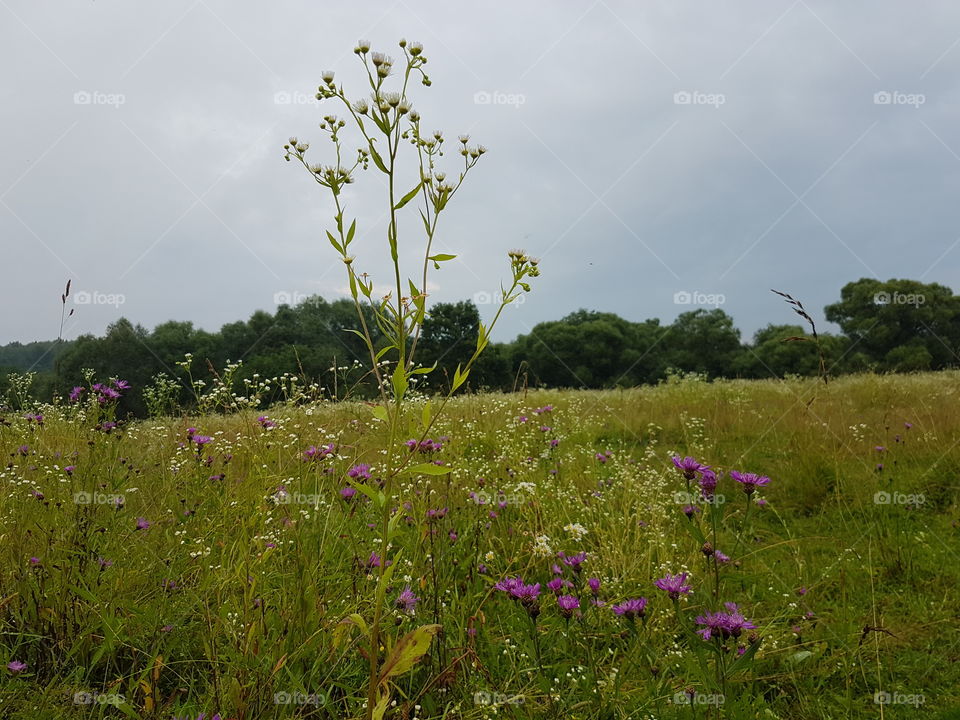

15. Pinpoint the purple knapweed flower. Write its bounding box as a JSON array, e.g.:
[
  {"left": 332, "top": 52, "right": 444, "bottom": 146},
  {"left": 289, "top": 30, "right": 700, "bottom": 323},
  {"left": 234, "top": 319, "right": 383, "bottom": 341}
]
[
  {"left": 135, "top": 517, "right": 151, "bottom": 531},
  {"left": 654, "top": 572, "right": 692, "bottom": 600},
  {"left": 340, "top": 487, "right": 357, "bottom": 501},
  {"left": 695, "top": 602, "right": 757, "bottom": 641},
  {"left": 729, "top": 470, "right": 770, "bottom": 495},
  {"left": 348, "top": 464, "right": 372, "bottom": 480},
  {"left": 672, "top": 455, "right": 709, "bottom": 479},
  {"left": 7, "top": 660, "right": 26, "bottom": 674},
  {"left": 303, "top": 443, "right": 335, "bottom": 461},
  {"left": 588, "top": 577, "right": 601, "bottom": 595},
  {"left": 699, "top": 469, "right": 718, "bottom": 500},
  {"left": 395, "top": 585, "right": 419, "bottom": 614},
  {"left": 557, "top": 594, "right": 580, "bottom": 619},
  {"left": 560, "top": 551, "right": 587, "bottom": 573},
  {"left": 68, "top": 386, "right": 85, "bottom": 402},
  {"left": 612, "top": 597, "right": 648, "bottom": 620},
  {"left": 257, "top": 416, "right": 277, "bottom": 429}
]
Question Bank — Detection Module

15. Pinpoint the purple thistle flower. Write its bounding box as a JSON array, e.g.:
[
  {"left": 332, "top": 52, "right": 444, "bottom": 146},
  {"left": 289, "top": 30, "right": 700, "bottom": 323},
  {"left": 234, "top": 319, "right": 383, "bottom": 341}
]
[
  {"left": 695, "top": 602, "right": 757, "bottom": 641},
  {"left": 557, "top": 594, "right": 580, "bottom": 619},
  {"left": 654, "top": 572, "right": 692, "bottom": 600},
  {"left": 340, "top": 487, "right": 357, "bottom": 501},
  {"left": 348, "top": 463, "right": 372, "bottom": 480},
  {"left": 588, "top": 577, "right": 601, "bottom": 595},
  {"left": 672, "top": 456, "right": 709, "bottom": 479},
  {"left": 560, "top": 551, "right": 587, "bottom": 572},
  {"left": 192, "top": 434, "right": 213, "bottom": 447},
  {"left": 257, "top": 416, "right": 277, "bottom": 429},
  {"left": 729, "top": 470, "right": 771, "bottom": 495},
  {"left": 135, "top": 517, "right": 151, "bottom": 531},
  {"left": 612, "top": 597, "right": 648, "bottom": 620},
  {"left": 714, "top": 550, "right": 731, "bottom": 564},
  {"left": 493, "top": 576, "right": 523, "bottom": 594},
  {"left": 7, "top": 660, "right": 27, "bottom": 674},
  {"left": 426, "top": 507, "right": 448, "bottom": 521},
  {"left": 547, "top": 577, "right": 573, "bottom": 595},
  {"left": 698, "top": 469, "right": 718, "bottom": 500},
  {"left": 682, "top": 504, "right": 701, "bottom": 518},
  {"left": 303, "top": 443, "right": 334, "bottom": 461},
  {"left": 395, "top": 585, "right": 419, "bottom": 614},
  {"left": 534, "top": 405, "right": 554, "bottom": 414},
  {"left": 68, "top": 386, "right": 85, "bottom": 402},
  {"left": 28, "top": 557, "right": 40, "bottom": 566}
]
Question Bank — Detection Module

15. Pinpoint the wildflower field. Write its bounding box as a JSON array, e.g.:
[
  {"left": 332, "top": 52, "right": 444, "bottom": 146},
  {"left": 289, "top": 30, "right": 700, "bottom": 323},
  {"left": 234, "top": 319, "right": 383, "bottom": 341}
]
[{"left": 2, "top": 372, "right": 959, "bottom": 719}]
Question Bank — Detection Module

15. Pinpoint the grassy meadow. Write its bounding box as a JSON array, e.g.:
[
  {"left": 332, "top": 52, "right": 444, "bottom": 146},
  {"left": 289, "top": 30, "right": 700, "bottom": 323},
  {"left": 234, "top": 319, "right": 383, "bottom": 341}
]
[{"left": 2, "top": 372, "right": 959, "bottom": 719}]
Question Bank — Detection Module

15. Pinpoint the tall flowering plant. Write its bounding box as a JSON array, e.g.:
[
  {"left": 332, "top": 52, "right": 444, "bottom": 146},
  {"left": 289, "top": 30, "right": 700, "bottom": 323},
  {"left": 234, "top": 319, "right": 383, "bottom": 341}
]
[{"left": 285, "top": 39, "right": 538, "bottom": 719}]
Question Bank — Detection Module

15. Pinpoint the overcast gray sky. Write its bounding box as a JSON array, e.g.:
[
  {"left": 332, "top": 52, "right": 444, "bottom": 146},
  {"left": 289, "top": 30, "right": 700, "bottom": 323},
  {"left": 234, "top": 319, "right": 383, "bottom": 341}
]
[{"left": 3, "top": 0, "right": 960, "bottom": 346}]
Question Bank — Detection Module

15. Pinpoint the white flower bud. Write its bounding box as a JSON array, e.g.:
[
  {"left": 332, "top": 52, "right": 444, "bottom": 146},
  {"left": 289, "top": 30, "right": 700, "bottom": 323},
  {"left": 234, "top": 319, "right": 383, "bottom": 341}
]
[
  {"left": 358, "top": 39, "right": 371, "bottom": 53},
  {"left": 321, "top": 70, "right": 335, "bottom": 84}
]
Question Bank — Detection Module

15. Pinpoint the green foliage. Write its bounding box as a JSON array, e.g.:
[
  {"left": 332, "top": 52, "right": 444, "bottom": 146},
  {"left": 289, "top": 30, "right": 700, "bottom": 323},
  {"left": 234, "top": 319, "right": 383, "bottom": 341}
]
[{"left": 1, "top": 375, "right": 959, "bottom": 718}]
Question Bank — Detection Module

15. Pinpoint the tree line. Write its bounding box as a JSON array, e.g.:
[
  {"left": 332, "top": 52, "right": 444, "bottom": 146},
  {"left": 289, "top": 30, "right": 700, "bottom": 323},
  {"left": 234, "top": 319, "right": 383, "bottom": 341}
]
[{"left": 2, "top": 278, "right": 958, "bottom": 416}]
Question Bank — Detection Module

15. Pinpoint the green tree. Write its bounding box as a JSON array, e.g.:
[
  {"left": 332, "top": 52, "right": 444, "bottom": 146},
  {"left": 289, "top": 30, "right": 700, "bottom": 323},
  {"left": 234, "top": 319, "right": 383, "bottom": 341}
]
[{"left": 824, "top": 278, "right": 960, "bottom": 370}]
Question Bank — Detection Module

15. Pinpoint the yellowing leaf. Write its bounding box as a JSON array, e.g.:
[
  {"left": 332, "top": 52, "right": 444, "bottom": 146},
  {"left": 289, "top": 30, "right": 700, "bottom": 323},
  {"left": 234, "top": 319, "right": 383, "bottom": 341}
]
[{"left": 378, "top": 624, "right": 441, "bottom": 682}]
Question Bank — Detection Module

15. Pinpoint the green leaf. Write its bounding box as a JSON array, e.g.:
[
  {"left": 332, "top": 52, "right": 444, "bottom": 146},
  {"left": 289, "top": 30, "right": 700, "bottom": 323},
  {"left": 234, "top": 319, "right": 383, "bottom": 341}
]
[
  {"left": 421, "top": 400, "right": 432, "bottom": 429},
  {"left": 403, "top": 462, "right": 451, "bottom": 476},
  {"left": 394, "top": 181, "right": 423, "bottom": 210},
  {"left": 368, "top": 142, "right": 388, "bottom": 173},
  {"left": 371, "top": 691, "right": 391, "bottom": 720},
  {"left": 348, "top": 480, "right": 383, "bottom": 508},
  {"left": 452, "top": 364, "right": 470, "bottom": 392},
  {"left": 346, "top": 613, "right": 369, "bottom": 638},
  {"left": 387, "top": 507, "right": 403, "bottom": 541},
  {"left": 378, "top": 624, "right": 442, "bottom": 682},
  {"left": 371, "top": 405, "right": 389, "bottom": 422},
  {"left": 345, "top": 219, "right": 356, "bottom": 246},
  {"left": 428, "top": 254, "right": 456, "bottom": 262},
  {"left": 412, "top": 363, "right": 436, "bottom": 375},
  {"left": 325, "top": 230, "right": 344, "bottom": 254},
  {"left": 392, "top": 364, "right": 408, "bottom": 401},
  {"left": 725, "top": 638, "right": 762, "bottom": 675}
]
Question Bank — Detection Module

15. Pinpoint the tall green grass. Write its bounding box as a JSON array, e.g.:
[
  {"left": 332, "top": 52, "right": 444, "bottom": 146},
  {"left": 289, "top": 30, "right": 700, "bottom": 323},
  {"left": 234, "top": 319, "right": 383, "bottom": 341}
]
[{"left": 1, "top": 372, "right": 958, "bottom": 719}]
